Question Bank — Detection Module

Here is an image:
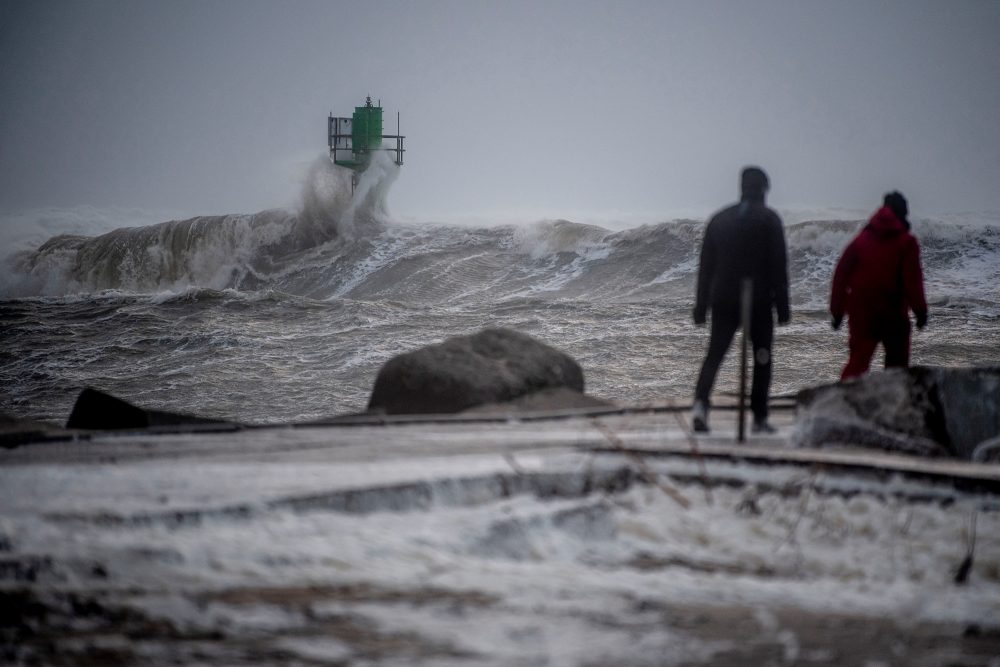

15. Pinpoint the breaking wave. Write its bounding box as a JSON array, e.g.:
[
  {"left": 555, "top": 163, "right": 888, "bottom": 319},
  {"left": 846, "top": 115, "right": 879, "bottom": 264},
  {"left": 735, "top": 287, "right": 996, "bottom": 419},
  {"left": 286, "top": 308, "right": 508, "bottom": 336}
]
[
  {"left": 2, "top": 167, "right": 998, "bottom": 317},
  {"left": 0, "top": 152, "right": 397, "bottom": 298}
]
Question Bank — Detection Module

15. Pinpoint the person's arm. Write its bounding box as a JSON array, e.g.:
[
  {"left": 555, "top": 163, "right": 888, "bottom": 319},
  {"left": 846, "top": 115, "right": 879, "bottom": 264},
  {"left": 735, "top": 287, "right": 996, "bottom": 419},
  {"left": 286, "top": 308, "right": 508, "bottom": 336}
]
[
  {"left": 903, "top": 236, "right": 928, "bottom": 327},
  {"left": 829, "top": 241, "right": 856, "bottom": 328},
  {"left": 693, "top": 222, "right": 715, "bottom": 324},
  {"left": 771, "top": 216, "right": 791, "bottom": 324}
]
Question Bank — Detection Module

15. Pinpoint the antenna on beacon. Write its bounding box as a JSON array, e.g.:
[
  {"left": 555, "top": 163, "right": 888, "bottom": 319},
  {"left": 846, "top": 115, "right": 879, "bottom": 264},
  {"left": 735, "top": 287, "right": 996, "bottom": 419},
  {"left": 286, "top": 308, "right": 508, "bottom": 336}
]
[{"left": 327, "top": 96, "right": 405, "bottom": 194}]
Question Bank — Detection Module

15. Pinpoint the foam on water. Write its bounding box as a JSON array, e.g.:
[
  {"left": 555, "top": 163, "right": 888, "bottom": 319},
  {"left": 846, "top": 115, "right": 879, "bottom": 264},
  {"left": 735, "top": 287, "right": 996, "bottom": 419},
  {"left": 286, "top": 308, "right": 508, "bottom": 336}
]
[
  {"left": 3, "top": 164, "right": 998, "bottom": 316},
  {"left": 0, "top": 153, "right": 394, "bottom": 299},
  {"left": 2, "top": 158, "right": 998, "bottom": 423}
]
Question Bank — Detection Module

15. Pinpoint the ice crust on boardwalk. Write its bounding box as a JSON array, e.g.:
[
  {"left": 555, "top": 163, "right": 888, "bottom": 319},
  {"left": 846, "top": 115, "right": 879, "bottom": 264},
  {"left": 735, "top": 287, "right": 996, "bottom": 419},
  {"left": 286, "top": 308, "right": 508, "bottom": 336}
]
[{"left": 2, "top": 412, "right": 999, "bottom": 665}]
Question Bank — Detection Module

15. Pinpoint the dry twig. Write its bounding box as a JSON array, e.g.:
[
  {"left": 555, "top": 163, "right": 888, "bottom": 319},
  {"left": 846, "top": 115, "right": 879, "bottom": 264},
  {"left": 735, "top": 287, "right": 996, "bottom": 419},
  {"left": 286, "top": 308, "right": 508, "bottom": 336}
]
[
  {"left": 954, "top": 511, "right": 977, "bottom": 585},
  {"left": 591, "top": 418, "right": 690, "bottom": 509},
  {"left": 775, "top": 467, "right": 820, "bottom": 553},
  {"left": 667, "top": 398, "right": 714, "bottom": 505}
]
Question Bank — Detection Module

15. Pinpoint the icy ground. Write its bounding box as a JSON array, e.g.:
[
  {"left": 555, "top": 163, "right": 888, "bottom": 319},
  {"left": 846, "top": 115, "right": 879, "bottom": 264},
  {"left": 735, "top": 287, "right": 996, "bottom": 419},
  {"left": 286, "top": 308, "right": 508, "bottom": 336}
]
[{"left": 2, "top": 410, "right": 999, "bottom": 665}]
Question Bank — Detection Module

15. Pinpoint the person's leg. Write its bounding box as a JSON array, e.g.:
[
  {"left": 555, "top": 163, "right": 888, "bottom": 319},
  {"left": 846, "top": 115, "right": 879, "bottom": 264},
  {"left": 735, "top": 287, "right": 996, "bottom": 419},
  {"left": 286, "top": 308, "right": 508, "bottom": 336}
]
[
  {"left": 841, "top": 320, "right": 878, "bottom": 380},
  {"left": 883, "top": 317, "right": 912, "bottom": 369},
  {"left": 695, "top": 309, "right": 739, "bottom": 402},
  {"left": 693, "top": 306, "right": 739, "bottom": 431},
  {"left": 749, "top": 308, "right": 774, "bottom": 424}
]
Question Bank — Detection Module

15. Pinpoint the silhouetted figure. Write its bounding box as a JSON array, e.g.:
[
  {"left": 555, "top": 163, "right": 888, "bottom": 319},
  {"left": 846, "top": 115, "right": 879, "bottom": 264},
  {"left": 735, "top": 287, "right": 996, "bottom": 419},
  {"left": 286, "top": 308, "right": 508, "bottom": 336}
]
[
  {"left": 692, "top": 167, "right": 790, "bottom": 433},
  {"left": 830, "top": 191, "right": 928, "bottom": 379}
]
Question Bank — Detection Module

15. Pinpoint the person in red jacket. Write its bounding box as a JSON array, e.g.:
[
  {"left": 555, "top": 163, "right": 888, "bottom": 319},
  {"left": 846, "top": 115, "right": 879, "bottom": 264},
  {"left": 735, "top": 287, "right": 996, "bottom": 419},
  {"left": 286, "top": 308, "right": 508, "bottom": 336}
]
[{"left": 830, "top": 191, "right": 928, "bottom": 380}]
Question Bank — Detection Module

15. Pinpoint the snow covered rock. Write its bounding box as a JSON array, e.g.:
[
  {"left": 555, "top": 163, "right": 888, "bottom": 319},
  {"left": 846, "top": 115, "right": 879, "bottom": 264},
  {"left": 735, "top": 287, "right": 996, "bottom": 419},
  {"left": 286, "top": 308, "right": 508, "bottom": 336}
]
[
  {"left": 794, "top": 366, "right": 1000, "bottom": 460},
  {"left": 367, "top": 328, "right": 587, "bottom": 415},
  {"left": 931, "top": 366, "right": 1000, "bottom": 459},
  {"left": 793, "top": 368, "right": 947, "bottom": 457}
]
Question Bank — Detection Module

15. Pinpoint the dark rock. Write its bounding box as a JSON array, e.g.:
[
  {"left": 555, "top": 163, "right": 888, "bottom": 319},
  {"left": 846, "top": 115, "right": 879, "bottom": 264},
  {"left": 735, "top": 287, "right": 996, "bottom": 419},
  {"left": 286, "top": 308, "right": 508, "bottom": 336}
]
[
  {"left": 66, "top": 387, "right": 233, "bottom": 431},
  {"left": 792, "top": 414, "right": 947, "bottom": 458},
  {"left": 794, "top": 366, "right": 1000, "bottom": 460},
  {"left": 66, "top": 388, "right": 148, "bottom": 430},
  {"left": 368, "top": 328, "right": 586, "bottom": 415},
  {"left": 931, "top": 367, "right": 1000, "bottom": 459},
  {"left": 794, "top": 368, "right": 947, "bottom": 457}
]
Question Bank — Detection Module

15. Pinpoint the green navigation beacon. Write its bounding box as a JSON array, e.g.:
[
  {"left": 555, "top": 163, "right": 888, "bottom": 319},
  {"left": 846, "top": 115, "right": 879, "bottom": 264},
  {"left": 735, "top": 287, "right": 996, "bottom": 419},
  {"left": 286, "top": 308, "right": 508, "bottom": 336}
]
[{"left": 328, "top": 96, "right": 405, "bottom": 192}]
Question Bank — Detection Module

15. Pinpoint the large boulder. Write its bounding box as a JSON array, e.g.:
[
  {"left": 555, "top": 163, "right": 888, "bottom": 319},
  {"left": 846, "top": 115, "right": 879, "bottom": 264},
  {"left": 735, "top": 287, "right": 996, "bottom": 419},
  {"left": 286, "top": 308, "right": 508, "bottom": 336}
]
[
  {"left": 931, "top": 367, "right": 1000, "bottom": 459},
  {"left": 794, "top": 366, "right": 1000, "bottom": 460},
  {"left": 367, "top": 328, "right": 587, "bottom": 415}
]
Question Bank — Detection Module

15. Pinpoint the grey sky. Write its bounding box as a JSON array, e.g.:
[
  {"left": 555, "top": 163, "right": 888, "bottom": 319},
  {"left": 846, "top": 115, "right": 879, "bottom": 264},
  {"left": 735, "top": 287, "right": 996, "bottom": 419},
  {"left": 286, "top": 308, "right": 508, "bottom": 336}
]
[{"left": 2, "top": 0, "right": 998, "bottom": 220}]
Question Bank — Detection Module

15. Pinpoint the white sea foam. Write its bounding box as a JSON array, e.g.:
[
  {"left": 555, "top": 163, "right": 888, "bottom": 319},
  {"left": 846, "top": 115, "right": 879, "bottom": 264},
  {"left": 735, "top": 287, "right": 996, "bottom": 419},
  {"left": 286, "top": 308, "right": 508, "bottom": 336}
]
[
  {"left": 513, "top": 219, "right": 611, "bottom": 259},
  {"left": 4, "top": 183, "right": 998, "bottom": 310},
  {"left": 0, "top": 153, "right": 398, "bottom": 298},
  {"left": 0, "top": 205, "right": 189, "bottom": 256},
  {"left": 1, "top": 439, "right": 996, "bottom": 664},
  {"left": 650, "top": 255, "right": 699, "bottom": 285},
  {"left": 3, "top": 189, "right": 998, "bottom": 425}
]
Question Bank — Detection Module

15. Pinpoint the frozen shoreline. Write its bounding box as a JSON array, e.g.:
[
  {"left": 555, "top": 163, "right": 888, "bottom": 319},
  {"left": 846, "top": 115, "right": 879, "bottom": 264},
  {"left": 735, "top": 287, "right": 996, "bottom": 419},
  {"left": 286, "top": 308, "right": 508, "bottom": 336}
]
[{"left": 2, "top": 408, "right": 999, "bottom": 664}]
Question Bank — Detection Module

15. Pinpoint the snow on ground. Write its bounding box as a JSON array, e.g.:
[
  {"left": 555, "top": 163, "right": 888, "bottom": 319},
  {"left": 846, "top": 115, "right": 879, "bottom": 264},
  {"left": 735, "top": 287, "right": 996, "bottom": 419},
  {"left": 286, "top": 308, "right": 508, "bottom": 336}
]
[{"left": 2, "top": 414, "right": 999, "bottom": 664}]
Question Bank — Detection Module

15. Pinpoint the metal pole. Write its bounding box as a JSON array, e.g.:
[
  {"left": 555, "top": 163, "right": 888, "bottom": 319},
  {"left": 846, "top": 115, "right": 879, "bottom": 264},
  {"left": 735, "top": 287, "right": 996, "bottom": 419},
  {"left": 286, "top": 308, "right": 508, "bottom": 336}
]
[{"left": 738, "top": 278, "right": 752, "bottom": 442}]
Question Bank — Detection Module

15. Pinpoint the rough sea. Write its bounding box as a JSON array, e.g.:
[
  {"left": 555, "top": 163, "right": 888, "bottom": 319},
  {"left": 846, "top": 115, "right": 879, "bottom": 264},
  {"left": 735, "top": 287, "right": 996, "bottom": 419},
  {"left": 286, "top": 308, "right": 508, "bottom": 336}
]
[{"left": 2, "top": 158, "right": 998, "bottom": 425}]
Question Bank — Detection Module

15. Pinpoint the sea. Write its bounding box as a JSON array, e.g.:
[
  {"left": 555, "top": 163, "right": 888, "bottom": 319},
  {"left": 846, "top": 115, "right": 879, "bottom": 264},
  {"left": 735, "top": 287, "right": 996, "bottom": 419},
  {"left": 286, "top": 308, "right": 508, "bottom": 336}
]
[{"left": 2, "top": 157, "right": 998, "bottom": 426}]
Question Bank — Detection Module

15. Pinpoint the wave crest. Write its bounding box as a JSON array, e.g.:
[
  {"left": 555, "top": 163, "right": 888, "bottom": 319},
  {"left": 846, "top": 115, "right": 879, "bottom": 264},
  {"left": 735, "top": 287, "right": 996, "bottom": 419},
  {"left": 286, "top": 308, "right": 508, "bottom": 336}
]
[
  {"left": 3, "top": 196, "right": 998, "bottom": 317},
  {"left": 1, "top": 153, "right": 399, "bottom": 298}
]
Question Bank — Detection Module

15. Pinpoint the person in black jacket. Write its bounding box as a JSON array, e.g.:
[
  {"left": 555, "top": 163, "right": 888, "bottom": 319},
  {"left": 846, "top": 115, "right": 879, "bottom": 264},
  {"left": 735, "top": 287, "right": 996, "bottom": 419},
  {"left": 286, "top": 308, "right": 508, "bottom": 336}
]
[{"left": 691, "top": 166, "right": 790, "bottom": 433}]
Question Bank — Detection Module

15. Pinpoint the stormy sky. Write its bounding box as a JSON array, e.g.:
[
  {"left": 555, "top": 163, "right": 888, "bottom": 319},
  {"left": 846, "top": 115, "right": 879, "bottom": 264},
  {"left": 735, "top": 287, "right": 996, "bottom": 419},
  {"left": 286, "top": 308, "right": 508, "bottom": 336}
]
[{"left": 1, "top": 0, "right": 998, "bottom": 221}]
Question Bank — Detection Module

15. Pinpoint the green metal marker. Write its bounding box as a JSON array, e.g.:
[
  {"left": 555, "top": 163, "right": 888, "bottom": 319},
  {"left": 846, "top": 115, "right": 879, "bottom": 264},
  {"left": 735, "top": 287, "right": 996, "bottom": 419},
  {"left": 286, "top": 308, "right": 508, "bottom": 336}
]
[{"left": 328, "top": 96, "right": 404, "bottom": 191}]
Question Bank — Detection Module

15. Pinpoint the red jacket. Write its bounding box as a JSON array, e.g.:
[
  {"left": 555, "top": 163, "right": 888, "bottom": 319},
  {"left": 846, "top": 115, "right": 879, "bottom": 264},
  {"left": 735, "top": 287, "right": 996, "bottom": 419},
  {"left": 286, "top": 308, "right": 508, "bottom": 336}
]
[{"left": 830, "top": 206, "right": 927, "bottom": 327}]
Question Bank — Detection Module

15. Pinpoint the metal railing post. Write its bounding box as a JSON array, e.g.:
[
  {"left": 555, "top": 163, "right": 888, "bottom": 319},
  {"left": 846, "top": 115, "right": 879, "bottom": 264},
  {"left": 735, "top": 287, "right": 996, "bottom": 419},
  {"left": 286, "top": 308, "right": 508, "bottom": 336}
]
[{"left": 738, "top": 278, "right": 752, "bottom": 442}]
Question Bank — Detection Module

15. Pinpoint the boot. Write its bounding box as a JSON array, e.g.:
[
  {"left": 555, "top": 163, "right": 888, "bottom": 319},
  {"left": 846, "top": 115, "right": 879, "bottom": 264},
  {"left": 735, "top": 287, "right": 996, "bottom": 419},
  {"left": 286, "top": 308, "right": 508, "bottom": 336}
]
[{"left": 692, "top": 400, "right": 709, "bottom": 433}]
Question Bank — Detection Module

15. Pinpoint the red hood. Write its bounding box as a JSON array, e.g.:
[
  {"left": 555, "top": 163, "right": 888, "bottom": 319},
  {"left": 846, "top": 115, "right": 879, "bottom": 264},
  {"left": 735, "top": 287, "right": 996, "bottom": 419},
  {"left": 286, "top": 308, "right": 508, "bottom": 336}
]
[{"left": 866, "top": 206, "right": 907, "bottom": 237}]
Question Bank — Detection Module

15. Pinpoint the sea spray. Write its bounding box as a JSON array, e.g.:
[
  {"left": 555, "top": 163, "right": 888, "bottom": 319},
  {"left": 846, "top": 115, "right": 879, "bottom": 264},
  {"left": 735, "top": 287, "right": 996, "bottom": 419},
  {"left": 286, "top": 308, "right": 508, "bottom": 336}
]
[
  {"left": 349, "top": 149, "right": 400, "bottom": 221},
  {"left": 297, "top": 155, "right": 354, "bottom": 240},
  {"left": 0, "top": 153, "right": 400, "bottom": 298}
]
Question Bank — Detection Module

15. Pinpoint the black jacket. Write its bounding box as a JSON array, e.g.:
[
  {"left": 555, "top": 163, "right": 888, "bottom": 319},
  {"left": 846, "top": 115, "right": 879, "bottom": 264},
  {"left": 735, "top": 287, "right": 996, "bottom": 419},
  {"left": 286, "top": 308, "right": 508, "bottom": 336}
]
[{"left": 694, "top": 198, "right": 790, "bottom": 322}]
